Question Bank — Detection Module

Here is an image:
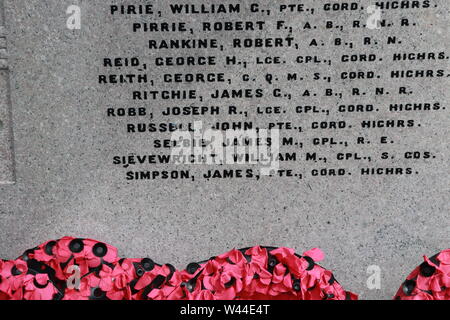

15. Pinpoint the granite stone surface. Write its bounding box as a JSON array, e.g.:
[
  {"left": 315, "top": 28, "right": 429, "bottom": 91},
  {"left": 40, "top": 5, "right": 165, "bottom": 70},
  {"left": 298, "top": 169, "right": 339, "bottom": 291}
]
[
  {"left": 0, "top": 0, "right": 448, "bottom": 300},
  {"left": 0, "top": 0, "right": 14, "bottom": 184}
]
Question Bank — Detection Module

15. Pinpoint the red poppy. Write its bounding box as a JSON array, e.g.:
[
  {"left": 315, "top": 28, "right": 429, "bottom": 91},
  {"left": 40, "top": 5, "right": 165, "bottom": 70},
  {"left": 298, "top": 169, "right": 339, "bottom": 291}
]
[
  {"left": 0, "top": 238, "right": 359, "bottom": 300},
  {"left": 395, "top": 250, "right": 450, "bottom": 300},
  {"left": 23, "top": 274, "right": 58, "bottom": 300}
]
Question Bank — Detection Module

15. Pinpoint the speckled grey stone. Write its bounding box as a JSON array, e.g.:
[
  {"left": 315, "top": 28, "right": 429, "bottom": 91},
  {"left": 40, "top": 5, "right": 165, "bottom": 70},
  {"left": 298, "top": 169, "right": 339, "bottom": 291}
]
[
  {"left": 0, "top": 0, "right": 14, "bottom": 184},
  {"left": 0, "top": 0, "right": 448, "bottom": 300}
]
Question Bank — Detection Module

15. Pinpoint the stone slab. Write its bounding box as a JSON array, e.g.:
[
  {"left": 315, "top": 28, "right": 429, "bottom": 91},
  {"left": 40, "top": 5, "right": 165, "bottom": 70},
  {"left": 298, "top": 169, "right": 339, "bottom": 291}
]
[
  {"left": 0, "top": 0, "right": 448, "bottom": 300},
  {"left": 0, "top": 0, "right": 14, "bottom": 184}
]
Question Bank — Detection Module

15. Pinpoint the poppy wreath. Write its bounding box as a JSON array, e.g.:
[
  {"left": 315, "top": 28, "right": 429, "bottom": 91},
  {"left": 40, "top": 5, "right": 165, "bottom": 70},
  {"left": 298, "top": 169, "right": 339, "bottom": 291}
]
[
  {"left": 394, "top": 249, "right": 450, "bottom": 300},
  {"left": 0, "top": 237, "right": 357, "bottom": 300}
]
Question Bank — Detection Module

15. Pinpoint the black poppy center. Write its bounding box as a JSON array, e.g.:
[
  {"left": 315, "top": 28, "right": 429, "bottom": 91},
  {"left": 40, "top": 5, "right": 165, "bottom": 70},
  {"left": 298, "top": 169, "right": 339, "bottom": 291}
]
[
  {"left": 402, "top": 280, "right": 416, "bottom": 296},
  {"left": 92, "top": 243, "right": 108, "bottom": 258},
  {"left": 45, "top": 241, "right": 57, "bottom": 256},
  {"left": 141, "top": 258, "right": 155, "bottom": 272},
  {"left": 419, "top": 262, "right": 436, "bottom": 278},
  {"left": 69, "top": 239, "right": 84, "bottom": 253},
  {"left": 186, "top": 262, "right": 201, "bottom": 275}
]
